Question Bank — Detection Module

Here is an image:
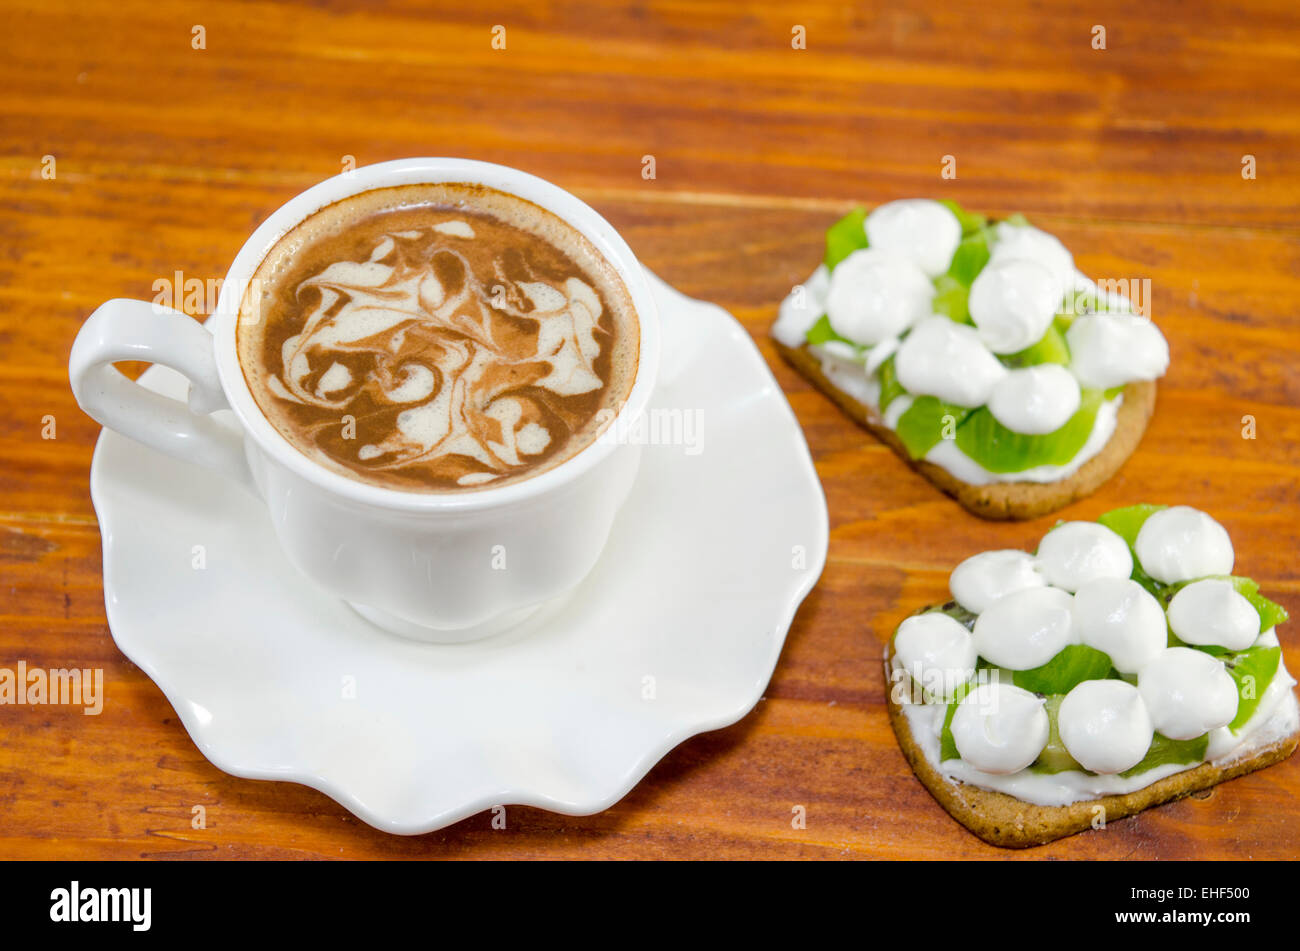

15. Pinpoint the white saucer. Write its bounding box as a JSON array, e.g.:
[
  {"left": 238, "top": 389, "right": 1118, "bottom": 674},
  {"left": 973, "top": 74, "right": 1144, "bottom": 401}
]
[{"left": 89, "top": 272, "right": 828, "bottom": 834}]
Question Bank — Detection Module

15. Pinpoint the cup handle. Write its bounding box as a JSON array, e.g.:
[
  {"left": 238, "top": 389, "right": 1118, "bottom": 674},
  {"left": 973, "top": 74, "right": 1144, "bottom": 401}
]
[{"left": 69, "top": 299, "right": 253, "bottom": 488}]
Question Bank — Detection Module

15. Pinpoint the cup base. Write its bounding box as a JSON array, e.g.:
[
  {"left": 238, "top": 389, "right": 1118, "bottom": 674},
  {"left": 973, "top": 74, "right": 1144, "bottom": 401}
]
[{"left": 347, "top": 601, "right": 543, "bottom": 644}]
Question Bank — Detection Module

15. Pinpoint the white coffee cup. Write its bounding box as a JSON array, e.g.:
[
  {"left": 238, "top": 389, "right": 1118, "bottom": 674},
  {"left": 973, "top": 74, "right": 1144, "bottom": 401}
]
[{"left": 70, "top": 158, "right": 660, "bottom": 643}]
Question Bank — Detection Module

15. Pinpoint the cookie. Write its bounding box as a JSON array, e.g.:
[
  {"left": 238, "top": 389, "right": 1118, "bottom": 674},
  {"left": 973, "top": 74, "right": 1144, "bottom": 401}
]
[
  {"left": 884, "top": 639, "right": 1299, "bottom": 848},
  {"left": 883, "top": 505, "right": 1298, "bottom": 847}
]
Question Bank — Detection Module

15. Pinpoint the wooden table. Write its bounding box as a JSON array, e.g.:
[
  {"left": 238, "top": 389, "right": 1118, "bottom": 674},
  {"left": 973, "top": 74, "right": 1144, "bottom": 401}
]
[{"left": 2, "top": 0, "right": 1297, "bottom": 860}]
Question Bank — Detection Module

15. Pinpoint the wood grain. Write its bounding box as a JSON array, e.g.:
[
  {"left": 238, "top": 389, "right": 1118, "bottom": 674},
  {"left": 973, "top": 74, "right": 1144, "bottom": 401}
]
[{"left": 1, "top": 0, "right": 1297, "bottom": 859}]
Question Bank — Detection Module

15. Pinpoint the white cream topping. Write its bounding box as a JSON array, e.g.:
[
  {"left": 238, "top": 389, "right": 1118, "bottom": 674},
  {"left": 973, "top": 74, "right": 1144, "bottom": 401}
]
[
  {"left": 1138, "top": 647, "right": 1239, "bottom": 741},
  {"left": 1166, "top": 579, "right": 1260, "bottom": 651},
  {"left": 1071, "top": 577, "right": 1167, "bottom": 674},
  {"left": 894, "top": 316, "right": 1007, "bottom": 407},
  {"left": 864, "top": 199, "right": 962, "bottom": 278},
  {"left": 1058, "top": 679, "right": 1154, "bottom": 774},
  {"left": 968, "top": 258, "right": 1061, "bottom": 354},
  {"left": 949, "top": 549, "right": 1045, "bottom": 614},
  {"left": 972, "top": 586, "right": 1075, "bottom": 670},
  {"left": 825, "top": 248, "right": 933, "bottom": 346},
  {"left": 1035, "top": 521, "right": 1133, "bottom": 593},
  {"left": 1066, "top": 314, "right": 1170, "bottom": 389},
  {"left": 1135, "top": 506, "right": 1235, "bottom": 584},
  {"left": 893, "top": 613, "right": 978, "bottom": 701},
  {"left": 987, "top": 364, "right": 1081, "bottom": 435},
  {"left": 812, "top": 344, "right": 878, "bottom": 408},
  {"left": 990, "top": 222, "right": 1076, "bottom": 302},
  {"left": 950, "top": 683, "right": 1050, "bottom": 774},
  {"left": 772, "top": 264, "right": 830, "bottom": 348},
  {"left": 946, "top": 550, "right": 1045, "bottom": 615}
]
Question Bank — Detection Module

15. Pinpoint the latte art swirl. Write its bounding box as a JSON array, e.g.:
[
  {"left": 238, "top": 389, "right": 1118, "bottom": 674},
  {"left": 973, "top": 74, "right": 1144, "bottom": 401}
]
[{"left": 237, "top": 184, "right": 638, "bottom": 492}]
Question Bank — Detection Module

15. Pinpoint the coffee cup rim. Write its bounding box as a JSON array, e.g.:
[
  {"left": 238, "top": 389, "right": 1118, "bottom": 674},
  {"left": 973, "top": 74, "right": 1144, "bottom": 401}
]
[{"left": 210, "top": 157, "right": 660, "bottom": 512}]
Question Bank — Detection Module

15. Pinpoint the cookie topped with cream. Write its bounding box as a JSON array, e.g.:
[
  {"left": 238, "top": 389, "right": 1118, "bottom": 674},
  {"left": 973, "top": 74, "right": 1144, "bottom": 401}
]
[
  {"left": 888, "top": 504, "right": 1297, "bottom": 810},
  {"left": 772, "top": 200, "right": 1170, "bottom": 518}
]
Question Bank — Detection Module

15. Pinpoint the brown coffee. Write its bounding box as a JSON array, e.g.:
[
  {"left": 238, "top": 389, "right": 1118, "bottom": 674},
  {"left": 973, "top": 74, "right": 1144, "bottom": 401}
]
[{"left": 237, "top": 183, "right": 639, "bottom": 492}]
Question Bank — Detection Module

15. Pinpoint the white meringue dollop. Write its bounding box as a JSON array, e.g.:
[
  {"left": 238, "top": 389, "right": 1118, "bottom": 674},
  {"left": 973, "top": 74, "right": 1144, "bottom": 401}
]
[
  {"left": 825, "top": 248, "right": 933, "bottom": 346},
  {"left": 1167, "top": 579, "right": 1260, "bottom": 651},
  {"left": 894, "top": 315, "right": 1007, "bottom": 407},
  {"left": 1138, "top": 647, "right": 1239, "bottom": 741},
  {"left": 893, "top": 612, "right": 978, "bottom": 701},
  {"left": 950, "top": 682, "right": 1050, "bottom": 774},
  {"left": 1035, "top": 521, "right": 1133, "bottom": 593},
  {"left": 864, "top": 199, "right": 962, "bottom": 278},
  {"left": 986, "top": 364, "right": 1082, "bottom": 435},
  {"left": 1135, "top": 506, "right": 1235, "bottom": 585},
  {"left": 1066, "top": 314, "right": 1170, "bottom": 389},
  {"left": 968, "top": 258, "right": 1061, "bottom": 355},
  {"left": 1058, "top": 679, "right": 1154, "bottom": 774},
  {"left": 972, "top": 586, "right": 1075, "bottom": 670},
  {"left": 949, "top": 549, "right": 1046, "bottom": 614},
  {"left": 990, "top": 222, "right": 1076, "bottom": 301},
  {"left": 1070, "top": 577, "right": 1167, "bottom": 675}
]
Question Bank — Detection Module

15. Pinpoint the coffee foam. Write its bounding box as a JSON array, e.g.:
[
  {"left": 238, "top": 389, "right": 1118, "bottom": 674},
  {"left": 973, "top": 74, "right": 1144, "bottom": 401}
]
[{"left": 237, "top": 182, "right": 639, "bottom": 492}]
